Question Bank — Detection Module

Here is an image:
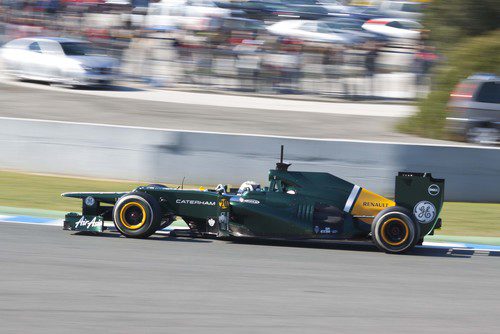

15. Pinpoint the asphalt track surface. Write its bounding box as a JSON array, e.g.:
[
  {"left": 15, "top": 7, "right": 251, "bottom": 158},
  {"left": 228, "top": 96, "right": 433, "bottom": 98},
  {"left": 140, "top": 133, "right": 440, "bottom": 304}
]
[
  {"left": 0, "top": 80, "right": 453, "bottom": 144},
  {"left": 1, "top": 222, "right": 499, "bottom": 334}
]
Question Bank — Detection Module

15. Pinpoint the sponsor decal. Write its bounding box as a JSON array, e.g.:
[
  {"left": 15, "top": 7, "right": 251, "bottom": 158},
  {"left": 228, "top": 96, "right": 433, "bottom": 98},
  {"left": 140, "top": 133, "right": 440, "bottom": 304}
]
[
  {"left": 219, "top": 198, "right": 230, "bottom": 209},
  {"left": 320, "top": 227, "right": 338, "bottom": 234},
  {"left": 242, "top": 199, "right": 260, "bottom": 204},
  {"left": 208, "top": 218, "right": 216, "bottom": 227},
  {"left": 176, "top": 199, "right": 216, "bottom": 206},
  {"left": 75, "top": 216, "right": 101, "bottom": 229},
  {"left": 362, "top": 202, "right": 389, "bottom": 208},
  {"left": 313, "top": 226, "right": 338, "bottom": 234},
  {"left": 84, "top": 196, "right": 96, "bottom": 207},
  {"left": 218, "top": 212, "right": 229, "bottom": 230},
  {"left": 219, "top": 213, "right": 228, "bottom": 224},
  {"left": 413, "top": 201, "right": 436, "bottom": 224},
  {"left": 428, "top": 184, "right": 440, "bottom": 196}
]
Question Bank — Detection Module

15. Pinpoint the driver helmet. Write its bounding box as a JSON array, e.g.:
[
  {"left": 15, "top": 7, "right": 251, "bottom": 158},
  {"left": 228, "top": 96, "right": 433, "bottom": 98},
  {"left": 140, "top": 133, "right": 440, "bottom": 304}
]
[{"left": 238, "top": 181, "right": 261, "bottom": 195}]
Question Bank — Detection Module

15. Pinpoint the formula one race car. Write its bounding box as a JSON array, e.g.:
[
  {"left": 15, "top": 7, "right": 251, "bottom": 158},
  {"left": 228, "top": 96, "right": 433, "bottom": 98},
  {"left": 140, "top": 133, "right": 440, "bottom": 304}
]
[{"left": 63, "top": 147, "right": 445, "bottom": 254}]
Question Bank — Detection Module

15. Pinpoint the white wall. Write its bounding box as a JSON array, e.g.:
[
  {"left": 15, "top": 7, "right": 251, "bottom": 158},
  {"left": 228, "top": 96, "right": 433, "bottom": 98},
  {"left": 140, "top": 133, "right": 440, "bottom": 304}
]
[{"left": 1, "top": 117, "right": 499, "bottom": 202}]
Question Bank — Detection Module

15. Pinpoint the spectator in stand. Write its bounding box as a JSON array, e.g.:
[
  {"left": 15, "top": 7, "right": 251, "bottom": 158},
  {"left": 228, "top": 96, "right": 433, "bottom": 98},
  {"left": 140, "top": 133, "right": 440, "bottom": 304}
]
[
  {"left": 364, "top": 41, "right": 379, "bottom": 98},
  {"left": 277, "top": 39, "right": 302, "bottom": 94},
  {"left": 323, "top": 45, "right": 346, "bottom": 97},
  {"left": 414, "top": 42, "right": 438, "bottom": 96},
  {"left": 234, "top": 39, "right": 262, "bottom": 92}
]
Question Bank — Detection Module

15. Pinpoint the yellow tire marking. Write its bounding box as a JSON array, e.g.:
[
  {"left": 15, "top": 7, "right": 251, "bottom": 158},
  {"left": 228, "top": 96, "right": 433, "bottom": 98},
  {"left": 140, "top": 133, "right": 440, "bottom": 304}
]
[
  {"left": 380, "top": 217, "right": 409, "bottom": 246},
  {"left": 119, "top": 201, "right": 146, "bottom": 230}
]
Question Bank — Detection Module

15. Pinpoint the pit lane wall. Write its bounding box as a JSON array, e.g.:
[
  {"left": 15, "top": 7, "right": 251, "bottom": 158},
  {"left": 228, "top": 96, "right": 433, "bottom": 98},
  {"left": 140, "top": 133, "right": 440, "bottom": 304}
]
[{"left": 1, "top": 117, "right": 499, "bottom": 202}]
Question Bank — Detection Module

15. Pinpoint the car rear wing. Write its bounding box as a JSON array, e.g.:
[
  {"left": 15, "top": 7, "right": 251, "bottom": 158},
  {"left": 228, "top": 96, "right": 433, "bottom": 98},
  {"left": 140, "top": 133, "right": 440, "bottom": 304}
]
[{"left": 395, "top": 172, "right": 445, "bottom": 235}]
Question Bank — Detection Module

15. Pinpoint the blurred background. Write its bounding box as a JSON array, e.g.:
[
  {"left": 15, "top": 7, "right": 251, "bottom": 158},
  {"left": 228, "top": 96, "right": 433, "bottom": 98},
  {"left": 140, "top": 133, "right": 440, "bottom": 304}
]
[
  {"left": 1, "top": 0, "right": 498, "bottom": 144},
  {"left": 0, "top": 0, "right": 498, "bottom": 200},
  {"left": 0, "top": 0, "right": 435, "bottom": 98}
]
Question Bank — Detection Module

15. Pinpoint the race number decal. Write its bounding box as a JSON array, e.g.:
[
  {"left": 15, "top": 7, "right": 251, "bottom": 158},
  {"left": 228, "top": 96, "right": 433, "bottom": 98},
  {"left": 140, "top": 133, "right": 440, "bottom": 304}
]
[{"left": 413, "top": 201, "right": 436, "bottom": 224}]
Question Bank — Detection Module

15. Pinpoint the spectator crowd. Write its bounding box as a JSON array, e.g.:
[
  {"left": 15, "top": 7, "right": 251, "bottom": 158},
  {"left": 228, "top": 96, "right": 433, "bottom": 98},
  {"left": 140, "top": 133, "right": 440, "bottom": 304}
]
[{"left": 0, "top": 0, "right": 436, "bottom": 99}]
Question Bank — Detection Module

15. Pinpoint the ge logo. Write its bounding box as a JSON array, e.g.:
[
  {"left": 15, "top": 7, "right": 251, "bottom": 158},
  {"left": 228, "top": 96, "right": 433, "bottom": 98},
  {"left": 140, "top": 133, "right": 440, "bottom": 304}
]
[
  {"left": 413, "top": 201, "right": 436, "bottom": 224},
  {"left": 84, "top": 196, "right": 95, "bottom": 207},
  {"left": 428, "top": 184, "right": 440, "bottom": 196}
]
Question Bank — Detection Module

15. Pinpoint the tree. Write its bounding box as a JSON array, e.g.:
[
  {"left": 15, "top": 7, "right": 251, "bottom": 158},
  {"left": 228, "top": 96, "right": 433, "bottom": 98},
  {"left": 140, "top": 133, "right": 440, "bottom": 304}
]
[
  {"left": 401, "top": 30, "right": 500, "bottom": 138},
  {"left": 399, "top": 0, "right": 500, "bottom": 139},
  {"left": 423, "top": 0, "right": 500, "bottom": 50}
]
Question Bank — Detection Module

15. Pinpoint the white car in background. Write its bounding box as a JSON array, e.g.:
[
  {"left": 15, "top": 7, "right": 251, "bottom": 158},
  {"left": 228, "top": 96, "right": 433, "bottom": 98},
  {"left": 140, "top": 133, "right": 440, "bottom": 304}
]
[
  {"left": 361, "top": 18, "right": 422, "bottom": 40},
  {"left": 267, "top": 20, "right": 358, "bottom": 44},
  {"left": 143, "top": 0, "right": 231, "bottom": 31},
  {"left": 1, "top": 37, "right": 119, "bottom": 86}
]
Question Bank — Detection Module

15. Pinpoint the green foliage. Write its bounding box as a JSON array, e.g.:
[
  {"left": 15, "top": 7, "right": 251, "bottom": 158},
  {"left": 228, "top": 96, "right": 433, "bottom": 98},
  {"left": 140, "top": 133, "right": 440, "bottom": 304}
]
[
  {"left": 400, "top": 30, "right": 500, "bottom": 138},
  {"left": 423, "top": 0, "right": 500, "bottom": 51},
  {"left": 399, "top": 0, "right": 500, "bottom": 138}
]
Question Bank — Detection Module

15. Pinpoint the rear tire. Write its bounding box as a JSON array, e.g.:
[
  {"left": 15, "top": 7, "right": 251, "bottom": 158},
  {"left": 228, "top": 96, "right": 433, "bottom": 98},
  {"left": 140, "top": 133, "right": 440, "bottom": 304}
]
[
  {"left": 371, "top": 206, "right": 419, "bottom": 254},
  {"left": 113, "top": 192, "right": 161, "bottom": 238}
]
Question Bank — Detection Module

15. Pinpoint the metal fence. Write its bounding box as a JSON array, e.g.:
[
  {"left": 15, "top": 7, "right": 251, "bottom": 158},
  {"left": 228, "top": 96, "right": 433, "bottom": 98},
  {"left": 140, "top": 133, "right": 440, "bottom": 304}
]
[{"left": 1, "top": 5, "right": 431, "bottom": 100}]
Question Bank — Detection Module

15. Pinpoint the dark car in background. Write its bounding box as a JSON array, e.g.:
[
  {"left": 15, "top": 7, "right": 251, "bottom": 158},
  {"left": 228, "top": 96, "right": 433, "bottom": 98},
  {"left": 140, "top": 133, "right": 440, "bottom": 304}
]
[
  {"left": 216, "top": 0, "right": 331, "bottom": 21},
  {"left": 208, "top": 17, "right": 265, "bottom": 44},
  {"left": 216, "top": 0, "right": 288, "bottom": 20},
  {"left": 342, "top": 5, "right": 383, "bottom": 21},
  {"left": 213, "top": 17, "right": 265, "bottom": 34},
  {"left": 446, "top": 74, "right": 500, "bottom": 145}
]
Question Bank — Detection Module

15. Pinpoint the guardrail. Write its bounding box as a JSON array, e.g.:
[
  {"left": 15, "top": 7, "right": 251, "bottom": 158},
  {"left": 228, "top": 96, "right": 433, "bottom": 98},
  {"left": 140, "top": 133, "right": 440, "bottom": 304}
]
[{"left": 1, "top": 117, "right": 498, "bottom": 202}]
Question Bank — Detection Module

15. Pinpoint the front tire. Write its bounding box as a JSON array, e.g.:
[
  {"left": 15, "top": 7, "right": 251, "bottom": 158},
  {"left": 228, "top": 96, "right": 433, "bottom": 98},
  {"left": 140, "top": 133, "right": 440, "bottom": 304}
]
[
  {"left": 113, "top": 192, "right": 161, "bottom": 238},
  {"left": 371, "top": 206, "right": 420, "bottom": 254}
]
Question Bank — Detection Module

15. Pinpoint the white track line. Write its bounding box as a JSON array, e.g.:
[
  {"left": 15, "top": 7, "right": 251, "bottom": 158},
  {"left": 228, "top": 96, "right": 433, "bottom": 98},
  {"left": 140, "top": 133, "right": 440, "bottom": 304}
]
[{"left": 1, "top": 116, "right": 495, "bottom": 149}]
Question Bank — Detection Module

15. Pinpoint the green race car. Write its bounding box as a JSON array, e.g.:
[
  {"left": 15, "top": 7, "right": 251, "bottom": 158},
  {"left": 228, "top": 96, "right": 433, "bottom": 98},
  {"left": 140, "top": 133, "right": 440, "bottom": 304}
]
[{"left": 63, "top": 147, "right": 444, "bottom": 254}]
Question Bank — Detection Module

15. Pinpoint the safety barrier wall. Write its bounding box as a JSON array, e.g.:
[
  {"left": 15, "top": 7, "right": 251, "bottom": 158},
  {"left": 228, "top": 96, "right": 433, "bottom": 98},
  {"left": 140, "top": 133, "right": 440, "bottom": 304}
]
[{"left": 1, "top": 118, "right": 499, "bottom": 202}]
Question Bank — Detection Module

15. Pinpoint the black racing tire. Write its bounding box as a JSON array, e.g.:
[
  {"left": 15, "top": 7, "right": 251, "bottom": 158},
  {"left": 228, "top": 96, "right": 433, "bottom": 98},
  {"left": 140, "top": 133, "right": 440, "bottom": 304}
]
[
  {"left": 113, "top": 192, "right": 162, "bottom": 238},
  {"left": 371, "top": 206, "right": 420, "bottom": 254}
]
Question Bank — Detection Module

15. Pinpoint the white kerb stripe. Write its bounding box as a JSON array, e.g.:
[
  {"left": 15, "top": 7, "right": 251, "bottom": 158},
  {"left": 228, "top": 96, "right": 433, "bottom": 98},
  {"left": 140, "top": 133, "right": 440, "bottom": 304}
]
[{"left": 343, "top": 185, "right": 361, "bottom": 213}]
